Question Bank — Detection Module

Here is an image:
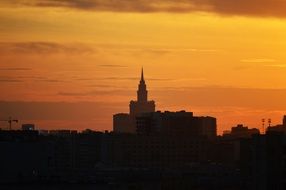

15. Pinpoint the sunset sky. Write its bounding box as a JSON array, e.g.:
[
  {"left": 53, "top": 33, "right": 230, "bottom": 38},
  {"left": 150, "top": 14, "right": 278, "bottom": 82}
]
[{"left": 1, "top": 0, "right": 286, "bottom": 134}]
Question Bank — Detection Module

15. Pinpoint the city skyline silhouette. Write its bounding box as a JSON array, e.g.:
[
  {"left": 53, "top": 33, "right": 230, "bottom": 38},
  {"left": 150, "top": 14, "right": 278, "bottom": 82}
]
[
  {"left": 1, "top": 1, "right": 286, "bottom": 189},
  {"left": 0, "top": 67, "right": 286, "bottom": 135}
]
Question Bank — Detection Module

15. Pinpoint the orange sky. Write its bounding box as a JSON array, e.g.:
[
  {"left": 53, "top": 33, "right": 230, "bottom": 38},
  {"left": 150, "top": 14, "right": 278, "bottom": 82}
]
[{"left": 1, "top": 0, "right": 286, "bottom": 134}]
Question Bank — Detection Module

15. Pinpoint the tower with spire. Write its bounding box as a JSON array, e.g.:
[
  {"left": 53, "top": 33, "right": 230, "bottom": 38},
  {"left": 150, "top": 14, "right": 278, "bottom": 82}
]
[
  {"left": 137, "top": 68, "right": 148, "bottom": 102},
  {"left": 113, "top": 68, "right": 156, "bottom": 133},
  {"left": 130, "top": 68, "right": 155, "bottom": 116}
]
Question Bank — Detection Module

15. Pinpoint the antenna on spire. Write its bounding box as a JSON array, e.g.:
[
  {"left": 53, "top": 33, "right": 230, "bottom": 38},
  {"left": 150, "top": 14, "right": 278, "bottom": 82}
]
[{"left": 141, "top": 67, "right": 144, "bottom": 81}]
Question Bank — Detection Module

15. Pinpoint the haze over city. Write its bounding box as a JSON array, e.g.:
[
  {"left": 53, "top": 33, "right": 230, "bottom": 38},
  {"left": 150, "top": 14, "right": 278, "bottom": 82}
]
[{"left": 1, "top": 0, "right": 286, "bottom": 134}]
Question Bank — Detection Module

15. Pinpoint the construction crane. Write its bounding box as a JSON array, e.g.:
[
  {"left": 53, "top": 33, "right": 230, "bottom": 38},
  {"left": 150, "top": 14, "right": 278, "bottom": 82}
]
[{"left": 0, "top": 117, "right": 18, "bottom": 130}]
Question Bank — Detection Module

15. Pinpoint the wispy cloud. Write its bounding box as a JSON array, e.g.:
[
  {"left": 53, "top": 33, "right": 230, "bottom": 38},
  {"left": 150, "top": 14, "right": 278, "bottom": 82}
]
[
  {"left": 149, "top": 78, "right": 174, "bottom": 81},
  {"left": 99, "top": 77, "right": 174, "bottom": 81},
  {"left": 87, "top": 84, "right": 114, "bottom": 88},
  {"left": 35, "top": 79, "right": 65, "bottom": 83},
  {"left": 98, "top": 64, "right": 127, "bottom": 68},
  {"left": 0, "top": 79, "right": 22, "bottom": 83},
  {"left": 0, "top": 67, "right": 32, "bottom": 71},
  {"left": 55, "top": 86, "right": 286, "bottom": 111},
  {"left": 0, "top": 42, "right": 94, "bottom": 55},
  {"left": 264, "top": 64, "right": 286, "bottom": 68},
  {"left": 0, "top": 42, "right": 218, "bottom": 56},
  {"left": 152, "top": 86, "right": 286, "bottom": 109},
  {"left": 0, "top": 75, "right": 67, "bottom": 83},
  {"left": 240, "top": 59, "right": 277, "bottom": 63},
  {"left": 141, "top": 48, "right": 219, "bottom": 55},
  {"left": 2, "top": 0, "right": 286, "bottom": 17},
  {"left": 172, "top": 78, "right": 207, "bottom": 82},
  {"left": 0, "top": 77, "right": 23, "bottom": 83},
  {"left": 101, "top": 77, "right": 138, "bottom": 81},
  {"left": 58, "top": 89, "right": 133, "bottom": 97}
]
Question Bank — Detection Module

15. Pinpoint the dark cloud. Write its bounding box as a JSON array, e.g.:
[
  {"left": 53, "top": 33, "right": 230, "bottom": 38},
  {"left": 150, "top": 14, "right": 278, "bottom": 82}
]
[
  {"left": 0, "top": 75, "right": 66, "bottom": 83},
  {"left": 35, "top": 79, "right": 64, "bottom": 83},
  {"left": 0, "top": 42, "right": 94, "bottom": 55},
  {"left": 0, "top": 79, "right": 23, "bottom": 83},
  {"left": 3, "top": 0, "right": 286, "bottom": 17},
  {"left": 0, "top": 76, "right": 23, "bottom": 83}
]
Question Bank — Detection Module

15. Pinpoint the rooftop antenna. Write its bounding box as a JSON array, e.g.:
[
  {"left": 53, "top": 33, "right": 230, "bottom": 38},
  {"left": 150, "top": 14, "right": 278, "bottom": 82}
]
[
  {"left": 268, "top": 118, "right": 272, "bottom": 129},
  {"left": 262, "top": 118, "right": 265, "bottom": 134}
]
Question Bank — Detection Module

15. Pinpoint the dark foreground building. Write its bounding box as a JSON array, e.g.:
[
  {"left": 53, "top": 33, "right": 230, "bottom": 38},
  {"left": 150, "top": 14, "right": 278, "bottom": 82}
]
[
  {"left": 136, "top": 111, "right": 216, "bottom": 138},
  {"left": 102, "top": 133, "right": 209, "bottom": 169},
  {"left": 0, "top": 129, "right": 239, "bottom": 189},
  {"left": 267, "top": 115, "right": 286, "bottom": 134},
  {"left": 2, "top": 114, "right": 286, "bottom": 190},
  {"left": 1, "top": 127, "right": 286, "bottom": 189},
  {"left": 223, "top": 124, "right": 260, "bottom": 138},
  {"left": 251, "top": 132, "right": 286, "bottom": 190}
]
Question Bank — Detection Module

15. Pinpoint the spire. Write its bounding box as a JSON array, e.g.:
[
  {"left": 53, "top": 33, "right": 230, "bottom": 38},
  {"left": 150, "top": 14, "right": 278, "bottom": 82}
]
[
  {"left": 137, "top": 67, "right": 147, "bottom": 102},
  {"left": 141, "top": 67, "right": 144, "bottom": 82}
]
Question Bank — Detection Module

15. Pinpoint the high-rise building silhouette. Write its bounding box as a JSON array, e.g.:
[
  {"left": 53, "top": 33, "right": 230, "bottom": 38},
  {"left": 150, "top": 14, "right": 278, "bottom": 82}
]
[
  {"left": 130, "top": 68, "right": 155, "bottom": 116},
  {"left": 113, "top": 68, "right": 155, "bottom": 133}
]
